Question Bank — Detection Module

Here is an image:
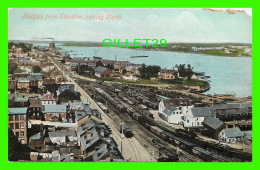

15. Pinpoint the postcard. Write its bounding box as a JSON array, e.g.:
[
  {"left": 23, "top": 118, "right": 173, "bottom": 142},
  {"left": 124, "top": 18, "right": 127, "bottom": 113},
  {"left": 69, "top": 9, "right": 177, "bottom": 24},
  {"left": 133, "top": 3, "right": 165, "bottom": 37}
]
[{"left": 8, "top": 8, "right": 252, "bottom": 162}]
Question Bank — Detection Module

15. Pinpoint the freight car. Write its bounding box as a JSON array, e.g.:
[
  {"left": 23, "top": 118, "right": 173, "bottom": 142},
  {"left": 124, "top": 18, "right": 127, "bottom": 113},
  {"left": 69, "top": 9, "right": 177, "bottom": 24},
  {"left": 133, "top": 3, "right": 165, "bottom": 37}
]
[
  {"left": 133, "top": 112, "right": 143, "bottom": 121},
  {"left": 143, "top": 110, "right": 154, "bottom": 119},
  {"left": 120, "top": 123, "right": 134, "bottom": 138},
  {"left": 175, "top": 129, "right": 197, "bottom": 139}
]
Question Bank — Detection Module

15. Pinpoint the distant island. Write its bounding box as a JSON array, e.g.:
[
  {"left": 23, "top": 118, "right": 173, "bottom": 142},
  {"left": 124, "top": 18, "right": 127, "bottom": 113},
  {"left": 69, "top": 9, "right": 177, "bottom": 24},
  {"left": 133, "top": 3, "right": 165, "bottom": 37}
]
[{"left": 62, "top": 42, "right": 252, "bottom": 57}]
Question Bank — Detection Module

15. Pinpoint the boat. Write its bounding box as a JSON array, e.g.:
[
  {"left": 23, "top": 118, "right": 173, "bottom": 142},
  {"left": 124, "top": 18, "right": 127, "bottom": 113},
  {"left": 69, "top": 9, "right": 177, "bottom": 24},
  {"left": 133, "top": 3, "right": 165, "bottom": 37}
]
[{"left": 130, "top": 55, "right": 149, "bottom": 58}]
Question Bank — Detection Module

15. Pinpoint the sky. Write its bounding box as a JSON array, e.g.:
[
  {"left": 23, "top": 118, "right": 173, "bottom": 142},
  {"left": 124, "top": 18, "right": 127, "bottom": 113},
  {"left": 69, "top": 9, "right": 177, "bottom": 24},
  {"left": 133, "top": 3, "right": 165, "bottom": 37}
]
[{"left": 8, "top": 8, "right": 252, "bottom": 43}]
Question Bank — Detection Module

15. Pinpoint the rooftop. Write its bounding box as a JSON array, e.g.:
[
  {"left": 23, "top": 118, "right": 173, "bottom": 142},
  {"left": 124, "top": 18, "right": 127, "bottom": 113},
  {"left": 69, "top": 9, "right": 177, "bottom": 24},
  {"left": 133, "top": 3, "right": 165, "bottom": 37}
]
[
  {"left": 203, "top": 117, "right": 224, "bottom": 130},
  {"left": 42, "top": 104, "right": 67, "bottom": 113},
  {"left": 8, "top": 107, "right": 28, "bottom": 115},
  {"left": 224, "top": 128, "right": 244, "bottom": 138}
]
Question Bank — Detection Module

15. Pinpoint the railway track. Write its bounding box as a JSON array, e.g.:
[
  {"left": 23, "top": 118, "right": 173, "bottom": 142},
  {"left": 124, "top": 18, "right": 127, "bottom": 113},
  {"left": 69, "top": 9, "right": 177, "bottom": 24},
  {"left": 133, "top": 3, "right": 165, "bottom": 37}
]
[{"left": 76, "top": 79, "right": 251, "bottom": 162}]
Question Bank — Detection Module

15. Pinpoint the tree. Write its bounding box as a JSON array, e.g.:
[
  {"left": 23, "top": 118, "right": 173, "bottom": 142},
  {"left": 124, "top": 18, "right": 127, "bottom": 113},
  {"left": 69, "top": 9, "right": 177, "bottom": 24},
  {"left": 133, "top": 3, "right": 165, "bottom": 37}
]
[
  {"left": 8, "top": 128, "right": 21, "bottom": 161},
  {"left": 138, "top": 64, "right": 161, "bottom": 79},
  {"left": 96, "top": 60, "right": 104, "bottom": 67},
  {"left": 32, "top": 65, "right": 41, "bottom": 73},
  {"left": 186, "top": 64, "right": 194, "bottom": 80},
  {"left": 8, "top": 63, "right": 18, "bottom": 74},
  {"left": 176, "top": 64, "right": 193, "bottom": 80},
  {"left": 76, "top": 65, "right": 89, "bottom": 75},
  {"left": 122, "top": 69, "right": 127, "bottom": 74}
]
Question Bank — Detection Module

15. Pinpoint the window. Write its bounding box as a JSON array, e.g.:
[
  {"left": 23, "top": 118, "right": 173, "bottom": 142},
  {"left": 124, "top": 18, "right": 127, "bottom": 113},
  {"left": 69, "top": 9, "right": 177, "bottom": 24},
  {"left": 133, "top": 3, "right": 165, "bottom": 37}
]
[
  {"left": 16, "top": 132, "right": 19, "bottom": 137},
  {"left": 20, "top": 122, "right": 24, "bottom": 129},
  {"left": 197, "top": 122, "right": 199, "bottom": 126},
  {"left": 20, "top": 115, "right": 24, "bottom": 121},
  {"left": 20, "top": 131, "right": 24, "bottom": 137},
  {"left": 15, "top": 123, "right": 19, "bottom": 129},
  {"left": 9, "top": 123, "right": 14, "bottom": 129},
  {"left": 15, "top": 115, "right": 19, "bottom": 121},
  {"left": 9, "top": 116, "right": 13, "bottom": 121}
]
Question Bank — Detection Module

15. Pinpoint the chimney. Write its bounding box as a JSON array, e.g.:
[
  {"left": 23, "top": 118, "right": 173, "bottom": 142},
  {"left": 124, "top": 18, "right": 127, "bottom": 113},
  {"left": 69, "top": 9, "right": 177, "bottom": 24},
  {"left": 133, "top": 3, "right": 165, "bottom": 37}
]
[{"left": 87, "top": 131, "right": 92, "bottom": 139}]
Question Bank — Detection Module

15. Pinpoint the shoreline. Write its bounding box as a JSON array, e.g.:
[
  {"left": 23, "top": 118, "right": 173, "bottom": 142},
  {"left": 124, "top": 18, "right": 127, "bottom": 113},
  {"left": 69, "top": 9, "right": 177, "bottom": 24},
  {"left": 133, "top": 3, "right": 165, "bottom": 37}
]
[{"left": 61, "top": 43, "right": 252, "bottom": 58}]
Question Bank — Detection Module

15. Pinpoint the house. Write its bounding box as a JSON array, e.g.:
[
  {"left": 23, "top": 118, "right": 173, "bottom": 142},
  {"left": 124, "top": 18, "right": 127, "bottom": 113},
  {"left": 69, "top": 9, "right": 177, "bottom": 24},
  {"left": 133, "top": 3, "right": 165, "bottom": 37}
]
[
  {"left": 125, "top": 65, "right": 140, "bottom": 75},
  {"left": 28, "top": 96, "right": 42, "bottom": 120},
  {"left": 218, "top": 127, "right": 244, "bottom": 143},
  {"left": 8, "top": 107, "right": 28, "bottom": 144},
  {"left": 158, "top": 98, "right": 193, "bottom": 124},
  {"left": 77, "top": 119, "right": 123, "bottom": 161},
  {"left": 48, "top": 130, "right": 77, "bottom": 145},
  {"left": 17, "top": 78, "right": 30, "bottom": 92},
  {"left": 114, "top": 61, "right": 132, "bottom": 73},
  {"left": 42, "top": 104, "right": 67, "bottom": 122},
  {"left": 41, "top": 92, "right": 56, "bottom": 105},
  {"left": 158, "top": 69, "right": 179, "bottom": 80},
  {"left": 8, "top": 93, "right": 29, "bottom": 107},
  {"left": 68, "top": 101, "right": 87, "bottom": 111},
  {"left": 49, "top": 69, "right": 64, "bottom": 83},
  {"left": 183, "top": 107, "right": 212, "bottom": 128},
  {"left": 29, "top": 127, "right": 47, "bottom": 152},
  {"left": 94, "top": 66, "right": 112, "bottom": 78},
  {"left": 203, "top": 117, "right": 225, "bottom": 139}
]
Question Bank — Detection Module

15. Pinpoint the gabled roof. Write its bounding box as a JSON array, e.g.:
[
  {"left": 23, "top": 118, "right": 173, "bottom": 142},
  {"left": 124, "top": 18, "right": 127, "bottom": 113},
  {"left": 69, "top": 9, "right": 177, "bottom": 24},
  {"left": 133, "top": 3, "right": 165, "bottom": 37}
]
[
  {"left": 190, "top": 107, "right": 211, "bottom": 117},
  {"left": 94, "top": 66, "right": 108, "bottom": 74},
  {"left": 8, "top": 107, "right": 28, "bottom": 115},
  {"left": 224, "top": 128, "right": 244, "bottom": 138},
  {"left": 203, "top": 117, "right": 224, "bottom": 130},
  {"left": 29, "top": 97, "right": 42, "bottom": 108},
  {"left": 42, "top": 104, "right": 67, "bottom": 113},
  {"left": 41, "top": 93, "right": 56, "bottom": 101}
]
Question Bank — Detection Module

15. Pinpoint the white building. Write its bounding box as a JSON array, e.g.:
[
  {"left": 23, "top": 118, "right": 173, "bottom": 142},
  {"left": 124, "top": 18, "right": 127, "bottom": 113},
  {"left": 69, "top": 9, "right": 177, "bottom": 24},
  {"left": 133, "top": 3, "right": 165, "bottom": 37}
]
[
  {"left": 218, "top": 127, "right": 244, "bottom": 143},
  {"left": 183, "top": 107, "right": 212, "bottom": 128},
  {"left": 158, "top": 98, "right": 193, "bottom": 124}
]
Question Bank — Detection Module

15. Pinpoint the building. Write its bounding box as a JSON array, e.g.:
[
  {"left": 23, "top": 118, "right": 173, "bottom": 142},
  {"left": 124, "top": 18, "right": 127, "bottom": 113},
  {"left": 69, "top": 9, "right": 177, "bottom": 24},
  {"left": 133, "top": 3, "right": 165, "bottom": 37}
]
[
  {"left": 8, "top": 107, "right": 28, "bottom": 144},
  {"left": 17, "top": 78, "right": 30, "bottom": 92},
  {"left": 158, "top": 98, "right": 193, "bottom": 124},
  {"left": 203, "top": 117, "right": 225, "bottom": 139},
  {"left": 42, "top": 104, "right": 67, "bottom": 122},
  {"left": 183, "top": 107, "right": 212, "bottom": 128},
  {"left": 28, "top": 96, "right": 42, "bottom": 120},
  {"left": 218, "top": 127, "right": 244, "bottom": 143},
  {"left": 158, "top": 69, "right": 179, "bottom": 80},
  {"left": 94, "top": 66, "right": 112, "bottom": 78},
  {"left": 48, "top": 130, "right": 77, "bottom": 146},
  {"left": 213, "top": 102, "right": 252, "bottom": 121},
  {"left": 68, "top": 101, "right": 87, "bottom": 111},
  {"left": 77, "top": 119, "right": 123, "bottom": 161},
  {"left": 8, "top": 93, "right": 29, "bottom": 107},
  {"left": 125, "top": 65, "right": 140, "bottom": 75},
  {"left": 41, "top": 92, "right": 56, "bottom": 105}
]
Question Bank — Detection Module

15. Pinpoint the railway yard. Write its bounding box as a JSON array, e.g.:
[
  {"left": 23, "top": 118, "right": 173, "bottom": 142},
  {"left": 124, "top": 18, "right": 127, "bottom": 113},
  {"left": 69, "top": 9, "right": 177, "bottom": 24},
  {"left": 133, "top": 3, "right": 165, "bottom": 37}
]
[
  {"left": 73, "top": 77, "right": 252, "bottom": 162},
  {"left": 50, "top": 58, "right": 252, "bottom": 162}
]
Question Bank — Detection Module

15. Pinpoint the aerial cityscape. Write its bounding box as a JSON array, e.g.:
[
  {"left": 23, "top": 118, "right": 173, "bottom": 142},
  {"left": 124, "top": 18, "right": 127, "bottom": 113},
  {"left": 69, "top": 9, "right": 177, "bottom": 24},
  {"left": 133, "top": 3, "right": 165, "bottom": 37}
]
[{"left": 8, "top": 8, "right": 252, "bottom": 162}]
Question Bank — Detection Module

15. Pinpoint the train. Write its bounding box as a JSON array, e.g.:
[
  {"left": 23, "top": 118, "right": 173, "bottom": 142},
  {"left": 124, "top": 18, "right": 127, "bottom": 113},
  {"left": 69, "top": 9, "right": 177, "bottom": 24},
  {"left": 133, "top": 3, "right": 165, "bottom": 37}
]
[{"left": 120, "top": 123, "right": 134, "bottom": 138}]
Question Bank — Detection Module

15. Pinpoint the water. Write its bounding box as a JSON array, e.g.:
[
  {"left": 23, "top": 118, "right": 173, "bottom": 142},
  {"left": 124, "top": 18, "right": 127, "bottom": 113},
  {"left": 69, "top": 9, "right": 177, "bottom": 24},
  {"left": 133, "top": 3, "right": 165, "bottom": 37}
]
[{"left": 43, "top": 43, "right": 252, "bottom": 97}]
